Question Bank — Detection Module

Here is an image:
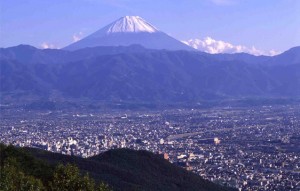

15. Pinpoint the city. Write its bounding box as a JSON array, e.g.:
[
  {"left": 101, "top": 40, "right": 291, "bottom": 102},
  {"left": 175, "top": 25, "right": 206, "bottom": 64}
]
[{"left": 1, "top": 104, "right": 299, "bottom": 190}]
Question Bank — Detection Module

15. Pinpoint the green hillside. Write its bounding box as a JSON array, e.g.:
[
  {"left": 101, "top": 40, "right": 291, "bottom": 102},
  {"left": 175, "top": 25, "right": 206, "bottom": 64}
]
[{"left": 0, "top": 144, "right": 236, "bottom": 191}]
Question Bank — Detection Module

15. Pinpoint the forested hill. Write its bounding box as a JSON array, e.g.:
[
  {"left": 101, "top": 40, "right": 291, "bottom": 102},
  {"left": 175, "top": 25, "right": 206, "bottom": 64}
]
[{"left": 0, "top": 144, "right": 236, "bottom": 191}]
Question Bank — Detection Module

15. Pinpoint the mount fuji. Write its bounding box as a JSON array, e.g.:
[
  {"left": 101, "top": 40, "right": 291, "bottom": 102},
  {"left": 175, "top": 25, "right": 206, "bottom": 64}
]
[{"left": 64, "top": 16, "right": 194, "bottom": 51}]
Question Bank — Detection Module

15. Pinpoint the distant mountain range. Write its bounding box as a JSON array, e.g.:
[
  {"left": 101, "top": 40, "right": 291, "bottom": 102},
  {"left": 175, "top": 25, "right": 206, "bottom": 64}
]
[
  {"left": 1, "top": 44, "right": 300, "bottom": 105},
  {"left": 1, "top": 16, "right": 300, "bottom": 105}
]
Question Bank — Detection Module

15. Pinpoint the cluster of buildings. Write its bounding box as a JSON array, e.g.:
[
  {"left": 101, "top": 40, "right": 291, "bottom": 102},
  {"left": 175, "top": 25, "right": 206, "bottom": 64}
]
[{"left": 1, "top": 104, "right": 300, "bottom": 190}]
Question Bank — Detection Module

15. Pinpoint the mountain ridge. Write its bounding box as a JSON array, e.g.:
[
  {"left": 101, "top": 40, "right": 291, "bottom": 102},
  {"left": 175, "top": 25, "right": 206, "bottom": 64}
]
[{"left": 1, "top": 45, "right": 300, "bottom": 104}]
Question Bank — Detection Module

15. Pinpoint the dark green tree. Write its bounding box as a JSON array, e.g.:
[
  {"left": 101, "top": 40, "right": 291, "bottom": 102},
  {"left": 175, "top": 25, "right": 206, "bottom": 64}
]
[
  {"left": 97, "top": 182, "right": 112, "bottom": 191},
  {"left": 0, "top": 144, "right": 112, "bottom": 191},
  {"left": 50, "top": 163, "right": 95, "bottom": 191},
  {"left": 0, "top": 157, "right": 45, "bottom": 191}
]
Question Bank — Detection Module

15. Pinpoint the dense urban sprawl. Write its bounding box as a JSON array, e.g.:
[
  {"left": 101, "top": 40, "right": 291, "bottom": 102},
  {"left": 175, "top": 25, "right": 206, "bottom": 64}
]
[{"left": 1, "top": 104, "right": 300, "bottom": 190}]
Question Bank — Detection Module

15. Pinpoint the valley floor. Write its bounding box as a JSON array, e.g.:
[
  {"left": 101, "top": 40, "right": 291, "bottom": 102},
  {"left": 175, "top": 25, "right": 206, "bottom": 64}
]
[{"left": 1, "top": 104, "right": 300, "bottom": 190}]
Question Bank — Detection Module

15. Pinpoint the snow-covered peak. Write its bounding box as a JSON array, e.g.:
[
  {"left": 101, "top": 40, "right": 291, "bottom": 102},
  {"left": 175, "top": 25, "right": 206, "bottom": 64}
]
[
  {"left": 64, "top": 16, "right": 194, "bottom": 51},
  {"left": 106, "top": 16, "right": 159, "bottom": 33}
]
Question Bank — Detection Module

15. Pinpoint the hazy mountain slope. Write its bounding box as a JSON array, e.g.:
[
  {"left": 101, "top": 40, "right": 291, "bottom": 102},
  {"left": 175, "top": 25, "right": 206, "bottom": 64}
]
[
  {"left": 0, "top": 44, "right": 150, "bottom": 65},
  {"left": 1, "top": 45, "right": 300, "bottom": 104},
  {"left": 267, "top": 46, "right": 300, "bottom": 65}
]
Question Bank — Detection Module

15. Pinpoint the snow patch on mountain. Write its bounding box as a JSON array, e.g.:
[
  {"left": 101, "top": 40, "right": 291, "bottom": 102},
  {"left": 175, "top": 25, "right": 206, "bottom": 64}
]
[
  {"left": 40, "top": 42, "right": 58, "bottom": 49},
  {"left": 106, "top": 16, "right": 159, "bottom": 33},
  {"left": 182, "top": 37, "right": 280, "bottom": 56}
]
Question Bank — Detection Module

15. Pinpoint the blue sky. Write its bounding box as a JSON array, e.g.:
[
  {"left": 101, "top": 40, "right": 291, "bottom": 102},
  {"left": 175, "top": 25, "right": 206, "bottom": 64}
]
[{"left": 0, "top": 0, "right": 299, "bottom": 54}]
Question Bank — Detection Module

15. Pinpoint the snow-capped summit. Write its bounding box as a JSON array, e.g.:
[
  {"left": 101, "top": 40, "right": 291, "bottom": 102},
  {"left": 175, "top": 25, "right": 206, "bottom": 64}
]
[
  {"left": 106, "top": 16, "right": 158, "bottom": 33},
  {"left": 63, "top": 16, "right": 194, "bottom": 51}
]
